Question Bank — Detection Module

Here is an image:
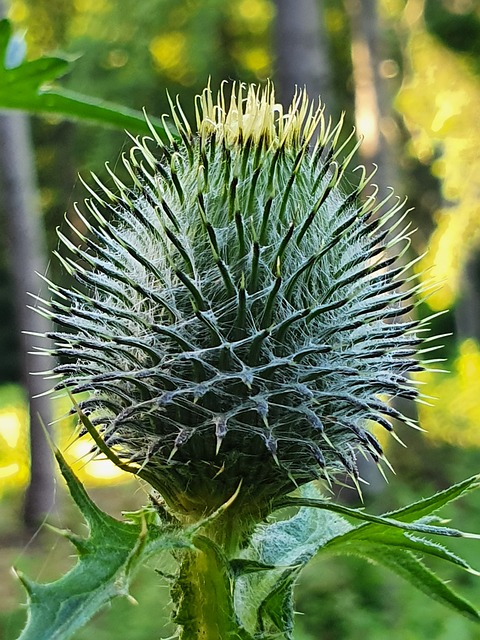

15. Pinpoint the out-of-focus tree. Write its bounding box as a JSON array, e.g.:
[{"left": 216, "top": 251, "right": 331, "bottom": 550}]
[
  {"left": 397, "top": 0, "right": 480, "bottom": 318},
  {"left": 273, "top": 0, "right": 332, "bottom": 108},
  {"left": 344, "top": 0, "right": 400, "bottom": 203},
  {"left": 393, "top": 0, "right": 480, "bottom": 452},
  {"left": 0, "top": 0, "right": 55, "bottom": 530}
]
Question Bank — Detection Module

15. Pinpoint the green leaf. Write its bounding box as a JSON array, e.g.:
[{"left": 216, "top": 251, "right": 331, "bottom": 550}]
[
  {"left": 329, "top": 528, "right": 479, "bottom": 575},
  {"left": 15, "top": 449, "right": 193, "bottom": 640},
  {"left": 276, "top": 480, "right": 480, "bottom": 539},
  {"left": 2, "top": 56, "right": 70, "bottom": 92},
  {"left": 0, "top": 19, "right": 169, "bottom": 137},
  {"left": 256, "top": 484, "right": 352, "bottom": 568},
  {"left": 265, "top": 479, "right": 480, "bottom": 626},
  {"left": 348, "top": 543, "right": 480, "bottom": 622},
  {"left": 303, "top": 478, "right": 480, "bottom": 622},
  {"left": 230, "top": 559, "right": 276, "bottom": 577},
  {"left": 380, "top": 474, "right": 480, "bottom": 524},
  {"left": 313, "top": 476, "right": 480, "bottom": 576},
  {"left": 316, "top": 476, "right": 480, "bottom": 575},
  {"left": 236, "top": 484, "right": 352, "bottom": 636}
]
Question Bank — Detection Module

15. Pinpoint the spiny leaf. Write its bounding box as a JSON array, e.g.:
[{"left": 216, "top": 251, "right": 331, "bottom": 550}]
[
  {"left": 15, "top": 450, "right": 193, "bottom": 640},
  {"left": 285, "top": 481, "right": 480, "bottom": 624},
  {"left": 347, "top": 543, "right": 480, "bottom": 622},
  {"left": 275, "top": 491, "right": 480, "bottom": 540},
  {"left": 316, "top": 475, "right": 480, "bottom": 547},
  {"left": 235, "top": 485, "right": 352, "bottom": 635},
  {"left": 230, "top": 559, "right": 276, "bottom": 577},
  {"left": 382, "top": 474, "right": 480, "bottom": 524},
  {"left": 257, "top": 489, "right": 352, "bottom": 568},
  {"left": 324, "top": 527, "right": 480, "bottom": 576}
]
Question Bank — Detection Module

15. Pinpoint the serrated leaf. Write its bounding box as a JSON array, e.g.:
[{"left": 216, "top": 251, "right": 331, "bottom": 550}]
[
  {"left": 0, "top": 18, "right": 168, "bottom": 137},
  {"left": 381, "top": 474, "right": 480, "bottom": 524},
  {"left": 15, "top": 449, "right": 193, "bottom": 640},
  {"left": 310, "top": 475, "right": 480, "bottom": 575},
  {"left": 277, "top": 488, "right": 480, "bottom": 539},
  {"left": 236, "top": 484, "right": 352, "bottom": 635},
  {"left": 325, "top": 525, "right": 480, "bottom": 576},
  {"left": 269, "top": 479, "right": 480, "bottom": 626},
  {"left": 348, "top": 543, "right": 480, "bottom": 622}
]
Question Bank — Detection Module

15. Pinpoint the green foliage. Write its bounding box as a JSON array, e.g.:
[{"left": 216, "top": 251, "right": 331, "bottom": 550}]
[
  {"left": 16, "top": 448, "right": 193, "bottom": 640},
  {"left": 0, "top": 19, "right": 166, "bottom": 137},
  {"left": 236, "top": 480, "right": 480, "bottom": 637},
  {"left": 424, "top": 0, "right": 480, "bottom": 68},
  {"left": 15, "top": 456, "right": 480, "bottom": 639}
]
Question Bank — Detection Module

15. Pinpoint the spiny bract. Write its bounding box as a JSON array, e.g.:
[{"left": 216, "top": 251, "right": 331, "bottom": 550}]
[{"left": 42, "top": 83, "right": 430, "bottom": 518}]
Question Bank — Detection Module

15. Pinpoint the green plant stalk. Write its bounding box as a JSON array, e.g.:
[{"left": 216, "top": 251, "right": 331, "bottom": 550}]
[
  {"left": 170, "top": 494, "right": 264, "bottom": 638},
  {"left": 173, "top": 535, "right": 244, "bottom": 640}
]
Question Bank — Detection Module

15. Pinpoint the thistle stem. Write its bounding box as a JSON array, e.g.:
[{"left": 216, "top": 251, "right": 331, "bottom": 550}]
[{"left": 173, "top": 534, "right": 243, "bottom": 639}]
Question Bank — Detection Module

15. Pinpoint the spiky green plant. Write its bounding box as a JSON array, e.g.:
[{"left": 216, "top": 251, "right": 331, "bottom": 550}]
[
  {"left": 24, "top": 83, "right": 480, "bottom": 640},
  {"left": 44, "top": 83, "right": 423, "bottom": 523}
]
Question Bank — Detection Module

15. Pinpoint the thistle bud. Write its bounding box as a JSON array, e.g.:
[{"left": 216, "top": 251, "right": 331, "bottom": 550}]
[{"left": 43, "top": 83, "right": 427, "bottom": 521}]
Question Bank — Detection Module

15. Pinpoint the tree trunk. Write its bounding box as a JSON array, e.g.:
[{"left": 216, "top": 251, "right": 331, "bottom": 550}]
[
  {"left": 0, "top": 108, "right": 56, "bottom": 530},
  {"left": 273, "top": 0, "right": 333, "bottom": 110},
  {"left": 455, "top": 253, "right": 480, "bottom": 341},
  {"left": 344, "top": 0, "right": 397, "bottom": 201}
]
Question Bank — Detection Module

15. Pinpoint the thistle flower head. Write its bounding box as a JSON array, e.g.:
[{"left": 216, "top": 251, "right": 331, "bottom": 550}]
[{"left": 43, "top": 83, "right": 428, "bottom": 520}]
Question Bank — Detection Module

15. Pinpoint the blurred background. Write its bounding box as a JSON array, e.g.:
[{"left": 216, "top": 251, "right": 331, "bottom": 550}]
[{"left": 1, "top": 0, "right": 480, "bottom": 638}]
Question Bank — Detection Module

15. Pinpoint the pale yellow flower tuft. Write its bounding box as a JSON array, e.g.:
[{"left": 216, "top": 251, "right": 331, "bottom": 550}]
[{"left": 195, "top": 81, "right": 324, "bottom": 149}]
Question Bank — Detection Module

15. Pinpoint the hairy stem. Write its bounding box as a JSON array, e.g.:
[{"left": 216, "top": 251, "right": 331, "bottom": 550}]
[{"left": 173, "top": 535, "right": 246, "bottom": 639}]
